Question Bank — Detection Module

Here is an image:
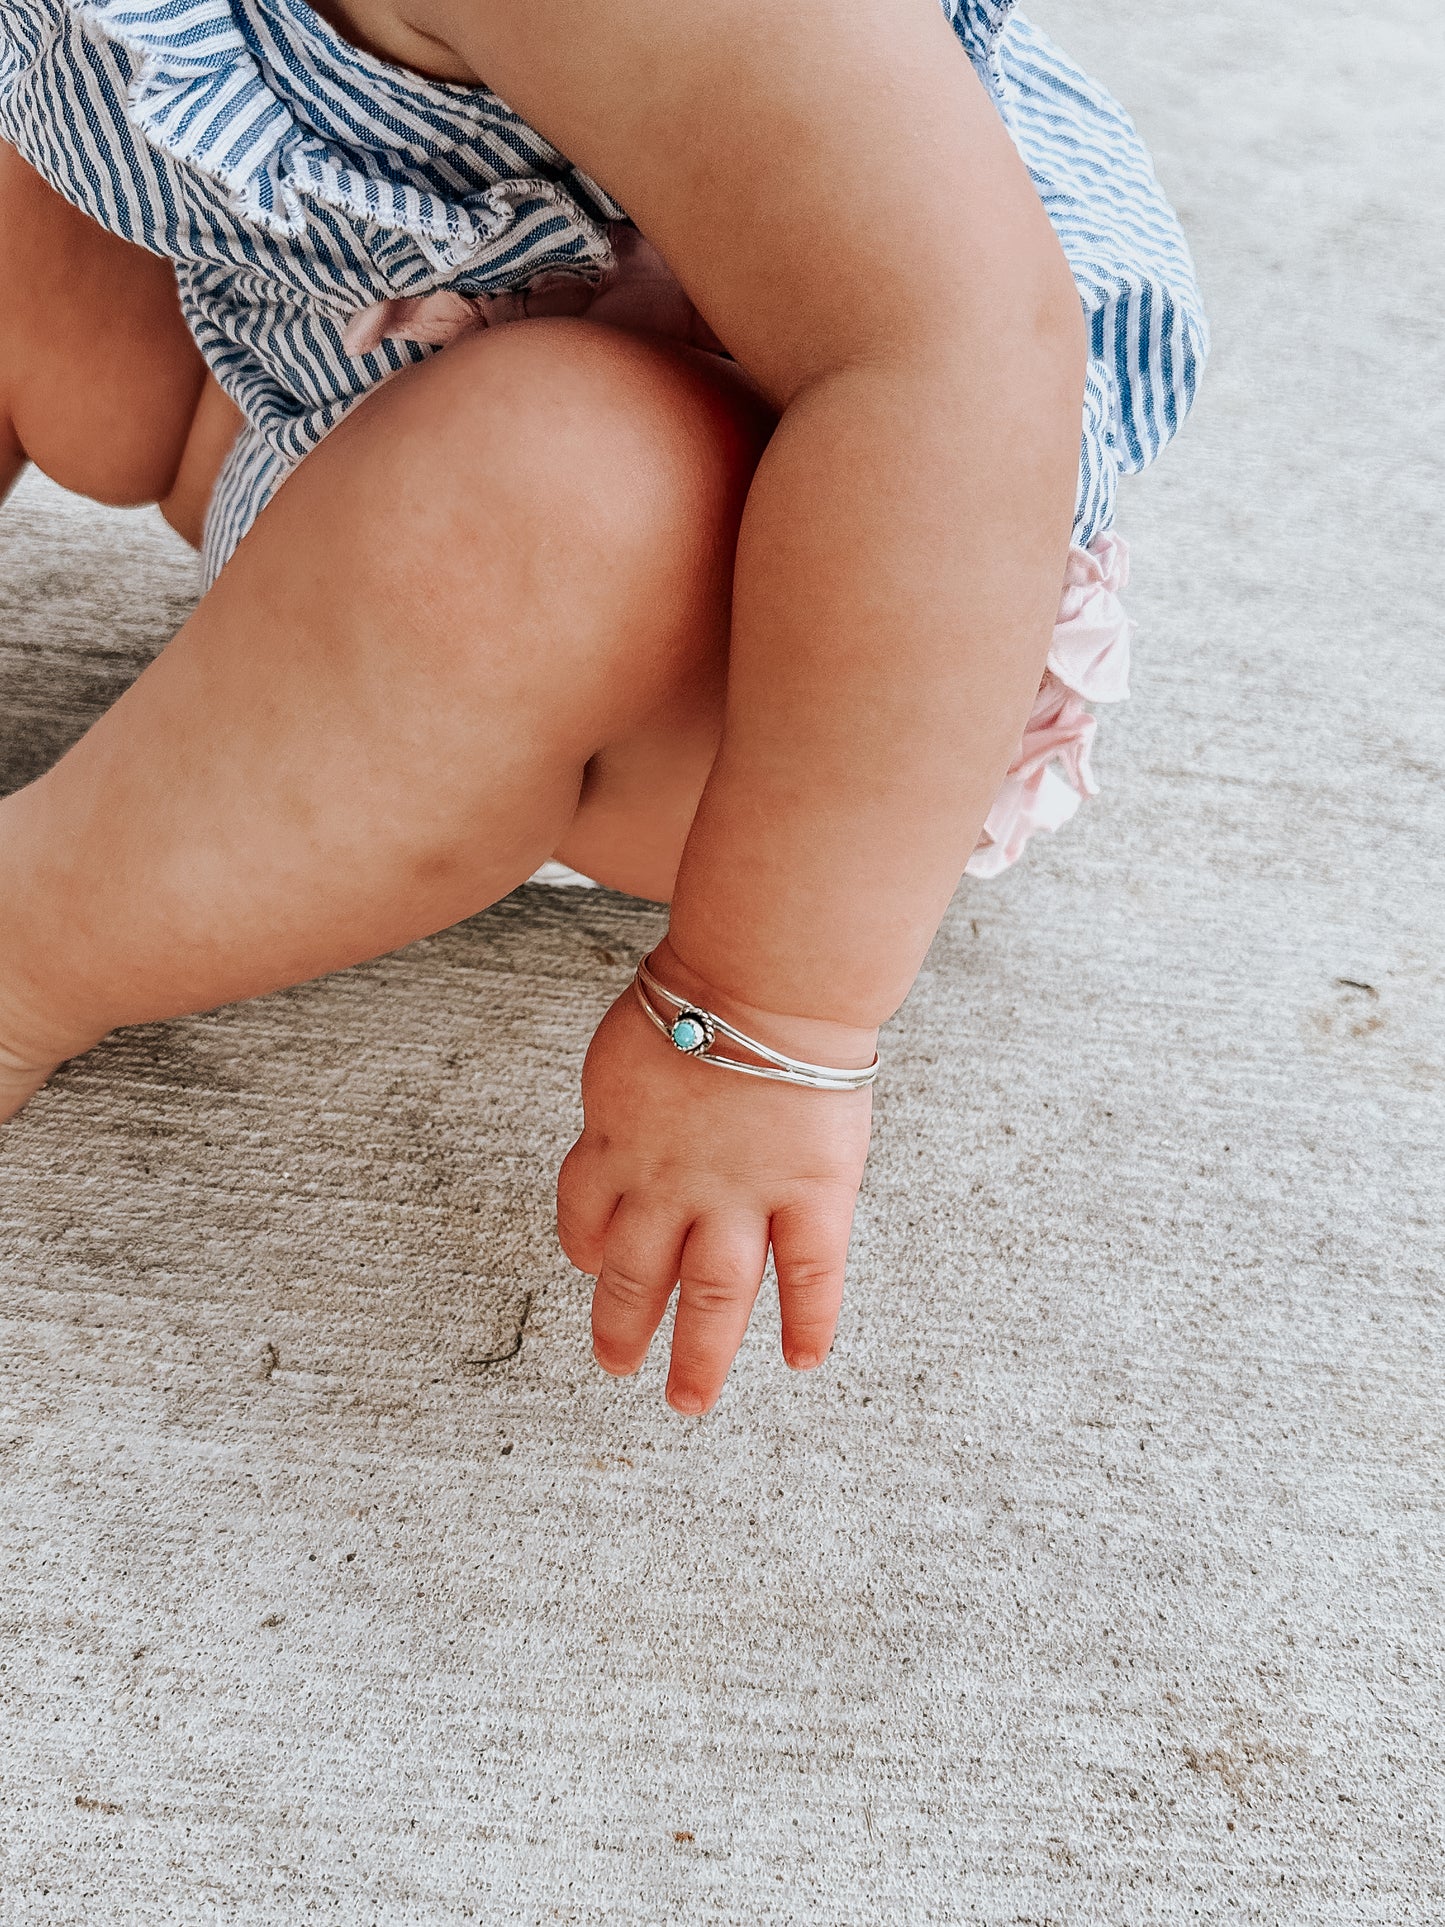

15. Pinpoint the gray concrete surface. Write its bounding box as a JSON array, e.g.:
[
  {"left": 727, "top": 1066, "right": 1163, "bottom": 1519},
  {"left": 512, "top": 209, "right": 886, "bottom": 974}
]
[{"left": 1, "top": 0, "right": 1441, "bottom": 1918}]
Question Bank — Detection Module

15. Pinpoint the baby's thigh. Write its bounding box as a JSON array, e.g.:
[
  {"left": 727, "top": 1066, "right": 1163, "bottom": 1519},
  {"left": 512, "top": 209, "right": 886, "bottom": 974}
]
[{"left": 0, "top": 142, "right": 206, "bottom": 507}]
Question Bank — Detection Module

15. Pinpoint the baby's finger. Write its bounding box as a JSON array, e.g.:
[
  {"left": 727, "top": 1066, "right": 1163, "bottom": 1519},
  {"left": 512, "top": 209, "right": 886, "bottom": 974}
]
[
  {"left": 555, "top": 1138, "right": 621, "bottom": 1276},
  {"left": 666, "top": 1213, "right": 770, "bottom": 1416},
  {"left": 591, "top": 1197, "right": 688, "bottom": 1377},
  {"left": 771, "top": 1194, "right": 852, "bottom": 1371}
]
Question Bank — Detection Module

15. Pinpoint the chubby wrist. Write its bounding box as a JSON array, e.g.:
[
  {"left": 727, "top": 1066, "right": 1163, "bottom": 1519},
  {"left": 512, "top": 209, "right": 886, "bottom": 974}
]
[{"left": 649, "top": 934, "right": 880, "bottom": 1073}]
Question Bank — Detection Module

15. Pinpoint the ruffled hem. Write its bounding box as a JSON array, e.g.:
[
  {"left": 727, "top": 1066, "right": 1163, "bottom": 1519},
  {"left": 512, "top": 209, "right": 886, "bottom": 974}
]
[
  {"left": 964, "top": 528, "right": 1132, "bottom": 878},
  {"left": 944, "top": 0, "right": 1018, "bottom": 86},
  {"left": 69, "top": 0, "right": 613, "bottom": 273}
]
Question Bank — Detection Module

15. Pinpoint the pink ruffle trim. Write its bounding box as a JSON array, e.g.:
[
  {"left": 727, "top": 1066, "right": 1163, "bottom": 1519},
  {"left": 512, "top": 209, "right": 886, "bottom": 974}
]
[{"left": 963, "top": 528, "right": 1133, "bottom": 879}]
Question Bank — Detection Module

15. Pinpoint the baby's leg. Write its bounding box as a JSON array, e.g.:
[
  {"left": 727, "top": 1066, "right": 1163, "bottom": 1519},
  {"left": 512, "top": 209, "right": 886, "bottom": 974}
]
[
  {"left": 0, "top": 141, "right": 218, "bottom": 515},
  {"left": 0, "top": 316, "right": 772, "bottom": 1119}
]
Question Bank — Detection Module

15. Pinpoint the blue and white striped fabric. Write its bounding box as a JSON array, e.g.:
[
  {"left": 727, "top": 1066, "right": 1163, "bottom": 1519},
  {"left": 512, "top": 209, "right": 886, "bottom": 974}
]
[{"left": 0, "top": 0, "right": 1208, "bottom": 587}]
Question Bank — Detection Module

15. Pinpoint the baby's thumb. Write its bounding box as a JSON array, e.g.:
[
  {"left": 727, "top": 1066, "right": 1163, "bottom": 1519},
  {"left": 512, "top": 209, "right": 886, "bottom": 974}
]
[{"left": 555, "top": 1137, "right": 619, "bottom": 1276}]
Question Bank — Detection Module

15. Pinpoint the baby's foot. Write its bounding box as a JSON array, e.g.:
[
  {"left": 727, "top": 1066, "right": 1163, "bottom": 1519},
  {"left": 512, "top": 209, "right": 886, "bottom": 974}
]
[
  {"left": 0, "top": 806, "right": 108, "bottom": 1125},
  {"left": 0, "top": 993, "right": 100, "bottom": 1126},
  {"left": 0, "top": 1041, "right": 66, "bottom": 1125}
]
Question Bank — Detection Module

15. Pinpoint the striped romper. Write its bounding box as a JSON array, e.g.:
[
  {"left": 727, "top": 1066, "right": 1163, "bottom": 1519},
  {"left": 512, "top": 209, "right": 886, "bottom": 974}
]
[{"left": 0, "top": 0, "right": 1209, "bottom": 879}]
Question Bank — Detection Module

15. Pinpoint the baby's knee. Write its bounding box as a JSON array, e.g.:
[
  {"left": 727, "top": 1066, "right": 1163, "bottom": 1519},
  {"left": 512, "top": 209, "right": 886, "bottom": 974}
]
[
  {"left": 221, "top": 317, "right": 771, "bottom": 769},
  {"left": 0, "top": 143, "right": 207, "bottom": 509},
  {"left": 360, "top": 317, "right": 771, "bottom": 603}
]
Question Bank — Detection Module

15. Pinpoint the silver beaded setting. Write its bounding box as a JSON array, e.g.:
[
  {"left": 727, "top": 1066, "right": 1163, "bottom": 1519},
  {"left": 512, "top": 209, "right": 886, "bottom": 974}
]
[{"left": 668, "top": 1008, "right": 716, "bottom": 1056}]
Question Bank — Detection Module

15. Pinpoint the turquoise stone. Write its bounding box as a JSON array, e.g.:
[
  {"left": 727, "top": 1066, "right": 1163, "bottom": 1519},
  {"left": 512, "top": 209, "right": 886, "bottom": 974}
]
[{"left": 671, "top": 1017, "right": 705, "bottom": 1052}]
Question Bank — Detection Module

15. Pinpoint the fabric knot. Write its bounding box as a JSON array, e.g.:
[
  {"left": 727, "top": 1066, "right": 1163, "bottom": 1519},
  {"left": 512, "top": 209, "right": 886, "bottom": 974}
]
[{"left": 342, "top": 224, "right": 720, "bottom": 359}]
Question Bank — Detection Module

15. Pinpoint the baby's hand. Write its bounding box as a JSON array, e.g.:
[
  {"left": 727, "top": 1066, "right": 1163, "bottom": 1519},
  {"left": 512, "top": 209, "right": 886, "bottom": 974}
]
[{"left": 556, "top": 948, "right": 874, "bottom": 1414}]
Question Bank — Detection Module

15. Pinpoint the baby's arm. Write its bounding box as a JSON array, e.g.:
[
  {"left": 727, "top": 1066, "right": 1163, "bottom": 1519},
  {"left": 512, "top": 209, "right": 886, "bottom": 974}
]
[{"left": 424, "top": 0, "right": 1087, "bottom": 1404}]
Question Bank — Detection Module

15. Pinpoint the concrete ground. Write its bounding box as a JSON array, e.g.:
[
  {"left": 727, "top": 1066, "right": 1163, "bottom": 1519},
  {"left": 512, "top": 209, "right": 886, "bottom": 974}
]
[{"left": 1, "top": 0, "right": 1441, "bottom": 1919}]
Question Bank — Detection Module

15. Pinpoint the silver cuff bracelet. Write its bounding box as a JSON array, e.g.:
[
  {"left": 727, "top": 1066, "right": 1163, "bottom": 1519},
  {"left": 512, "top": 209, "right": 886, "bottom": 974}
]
[{"left": 633, "top": 955, "right": 879, "bottom": 1092}]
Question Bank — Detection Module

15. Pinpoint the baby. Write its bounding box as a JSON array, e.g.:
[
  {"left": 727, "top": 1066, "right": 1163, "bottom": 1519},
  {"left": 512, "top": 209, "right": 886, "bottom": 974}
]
[{"left": 0, "top": 0, "right": 1206, "bottom": 1411}]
